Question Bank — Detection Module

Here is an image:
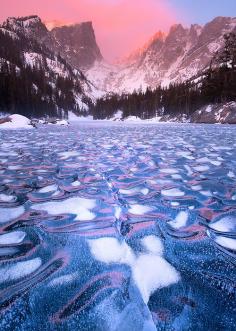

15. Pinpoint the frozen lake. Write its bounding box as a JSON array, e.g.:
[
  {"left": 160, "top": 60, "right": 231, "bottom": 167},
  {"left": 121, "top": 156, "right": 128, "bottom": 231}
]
[{"left": 0, "top": 122, "right": 236, "bottom": 330}]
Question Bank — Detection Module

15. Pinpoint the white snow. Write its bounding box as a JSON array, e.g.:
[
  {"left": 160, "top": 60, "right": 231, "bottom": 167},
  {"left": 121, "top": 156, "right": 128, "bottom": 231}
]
[
  {"left": 191, "top": 185, "right": 202, "bottom": 191},
  {"left": 141, "top": 188, "right": 149, "bottom": 195},
  {"left": 0, "top": 114, "right": 33, "bottom": 129},
  {"left": 58, "top": 151, "right": 79, "bottom": 159},
  {"left": 193, "top": 165, "right": 210, "bottom": 172},
  {"left": 88, "top": 236, "right": 180, "bottom": 304},
  {"left": 24, "top": 52, "right": 43, "bottom": 68},
  {"left": 68, "top": 112, "right": 93, "bottom": 121},
  {"left": 39, "top": 184, "right": 58, "bottom": 193},
  {"left": 209, "top": 216, "right": 235, "bottom": 233},
  {"left": 54, "top": 120, "right": 69, "bottom": 126},
  {"left": 228, "top": 171, "right": 235, "bottom": 178},
  {"left": 0, "top": 258, "right": 42, "bottom": 283},
  {"left": 128, "top": 204, "right": 153, "bottom": 215},
  {"left": 88, "top": 238, "right": 134, "bottom": 265},
  {"left": 141, "top": 235, "right": 163, "bottom": 255},
  {"left": 0, "top": 231, "right": 26, "bottom": 245},
  {"left": 31, "top": 197, "right": 96, "bottom": 221},
  {"left": 119, "top": 187, "right": 149, "bottom": 196},
  {"left": 161, "top": 188, "right": 185, "bottom": 197},
  {"left": 71, "top": 180, "right": 81, "bottom": 187},
  {"left": 110, "top": 110, "right": 123, "bottom": 121},
  {"left": 205, "top": 105, "right": 212, "bottom": 113},
  {"left": 160, "top": 168, "right": 179, "bottom": 174},
  {"left": 48, "top": 273, "right": 76, "bottom": 287},
  {"left": 0, "top": 194, "right": 16, "bottom": 202},
  {"left": 215, "top": 236, "right": 236, "bottom": 250},
  {"left": 0, "top": 206, "right": 25, "bottom": 224},
  {"left": 168, "top": 211, "right": 188, "bottom": 229}
]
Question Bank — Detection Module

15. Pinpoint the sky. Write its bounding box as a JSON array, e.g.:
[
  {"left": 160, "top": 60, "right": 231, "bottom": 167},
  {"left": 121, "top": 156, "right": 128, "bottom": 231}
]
[{"left": 0, "top": 0, "right": 236, "bottom": 61}]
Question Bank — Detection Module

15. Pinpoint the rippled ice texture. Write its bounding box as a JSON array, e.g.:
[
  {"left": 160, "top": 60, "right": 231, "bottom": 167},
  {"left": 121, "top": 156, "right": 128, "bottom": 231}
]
[{"left": 0, "top": 122, "right": 236, "bottom": 331}]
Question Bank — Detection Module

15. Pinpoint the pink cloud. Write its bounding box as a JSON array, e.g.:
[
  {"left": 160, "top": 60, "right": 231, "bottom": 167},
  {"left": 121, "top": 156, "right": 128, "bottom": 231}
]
[{"left": 0, "top": 0, "right": 178, "bottom": 61}]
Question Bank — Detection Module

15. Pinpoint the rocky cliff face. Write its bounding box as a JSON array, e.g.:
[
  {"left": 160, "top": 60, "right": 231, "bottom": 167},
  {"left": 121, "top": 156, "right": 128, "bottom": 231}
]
[
  {"left": 50, "top": 22, "right": 103, "bottom": 70},
  {"left": 87, "top": 16, "right": 236, "bottom": 93},
  {"left": 2, "top": 16, "right": 103, "bottom": 71},
  {"left": 191, "top": 102, "right": 236, "bottom": 124},
  {"left": 2, "top": 15, "right": 48, "bottom": 40}
]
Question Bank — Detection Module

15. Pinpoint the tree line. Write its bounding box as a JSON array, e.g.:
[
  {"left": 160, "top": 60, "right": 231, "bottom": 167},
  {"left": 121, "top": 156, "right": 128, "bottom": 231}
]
[{"left": 91, "top": 32, "right": 236, "bottom": 120}]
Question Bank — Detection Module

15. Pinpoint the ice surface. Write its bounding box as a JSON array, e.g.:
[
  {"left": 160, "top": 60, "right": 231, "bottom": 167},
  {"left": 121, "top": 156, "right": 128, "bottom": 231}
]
[
  {"left": 0, "top": 123, "right": 236, "bottom": 331},
  {"left": 58, "top": 151, "right": 79, "bottom": 159}
]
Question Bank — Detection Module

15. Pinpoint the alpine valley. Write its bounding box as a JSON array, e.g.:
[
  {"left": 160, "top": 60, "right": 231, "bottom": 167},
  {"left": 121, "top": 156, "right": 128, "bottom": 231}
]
[{"left": 0, "top": 15, "right": 236, "bottom": 122}]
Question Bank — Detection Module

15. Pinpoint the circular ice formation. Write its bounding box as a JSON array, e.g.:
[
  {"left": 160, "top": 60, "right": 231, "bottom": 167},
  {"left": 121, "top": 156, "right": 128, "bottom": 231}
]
[
  {"left": 0, "top": 258, "right": 42, "bottom": 283},
  {"left": 215, "top": 236, "right": 236, "bottom": 251},
  {"left": 0, "top": 231, "right": 26, "bottom": 245},
  {"left": 31, "top": 197, "right": 96, "bottom": 221},
  {"left": 209, "top": 214, "right": 236, "bottom": 233}
]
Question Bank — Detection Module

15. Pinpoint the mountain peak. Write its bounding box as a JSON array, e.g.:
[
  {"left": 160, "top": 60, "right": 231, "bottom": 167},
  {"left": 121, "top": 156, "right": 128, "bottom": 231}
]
[
  {"left": 50, "top": 20, "right": 103, "bottom": 69},
  {"left": 1, "top": 15, "right": 103, "bottom": 70},
  {"left": 3, "top": 15, "right": 43, "bottom": 29},
  {"left": 2, "top": 15, "right": 48, "bottom": 37},
  {"left": 169, "top": 24, "right": 185, "bottom": 34}
]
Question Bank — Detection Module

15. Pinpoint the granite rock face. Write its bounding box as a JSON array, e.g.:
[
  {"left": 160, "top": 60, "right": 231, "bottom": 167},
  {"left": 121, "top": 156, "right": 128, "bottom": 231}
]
[
  {"left": 191, "top": 102, "right": 236, "bottom": 124},
  {"left": 50, "top": 22, "right": 103, "bottom": 70},
  {"left": 2, "top": 16, "right": 103, "bottom": 70}
]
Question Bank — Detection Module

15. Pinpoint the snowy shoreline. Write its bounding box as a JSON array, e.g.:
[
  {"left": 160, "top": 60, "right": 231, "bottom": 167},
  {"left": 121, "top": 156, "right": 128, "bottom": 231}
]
[{"left": 1, "top": 101, "right": 236, "bottom": 131}]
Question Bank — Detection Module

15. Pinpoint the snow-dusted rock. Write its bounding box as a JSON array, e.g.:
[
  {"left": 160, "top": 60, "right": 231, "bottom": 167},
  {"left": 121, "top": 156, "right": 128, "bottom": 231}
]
[
  {"left": 191, "top": 102, "right": 236, "bottom": 124},
  {"left": 0, "top": 114, "right": 34, "bottom": 129}
]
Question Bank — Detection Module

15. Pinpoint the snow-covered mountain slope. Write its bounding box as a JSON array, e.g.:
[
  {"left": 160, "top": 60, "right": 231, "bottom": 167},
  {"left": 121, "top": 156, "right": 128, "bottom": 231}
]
[
  {"left": 87, "top": 17, "right": 236, "bottom": 93},
  {"left": 0, "top": 16, "right": 103, "bottom": 117}
]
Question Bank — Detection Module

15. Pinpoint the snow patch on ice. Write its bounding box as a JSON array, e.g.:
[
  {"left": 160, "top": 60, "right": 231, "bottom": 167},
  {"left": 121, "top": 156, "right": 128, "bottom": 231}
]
[
  {"left": 168, "top": 211, "right": 188, "bottom": 229},
  {"left": 31, "top": 197, "right": 96, "bottom": 221},
  {"left": 88, "top": 236, "right": 180, "bottom": 304},
  {"left": 128, "top": 205, "right": 153, "bottom": 215},
  {"left": 215, "top": 236, "right": 236, "bottom": 250},
  {"left": 210, "top": 216, "right": 236, "bottom": 233},
  {"left": 161, "top": 188, "right": 185, "bottom": 197},
  {"left": 0, "top": 231, "right": 26, "bottom": 245},
  {"left": 0, "top": 206, "right": 25, "bottom": 223},
  {"left": 0, "top": 258, "right": 41, "bottom": 283}
]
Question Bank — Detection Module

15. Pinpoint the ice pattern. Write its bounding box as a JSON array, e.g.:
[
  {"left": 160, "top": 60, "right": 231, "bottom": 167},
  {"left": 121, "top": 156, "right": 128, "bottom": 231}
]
[{"left": 0, "top": 122, "right": 235, "bottom": 331}]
